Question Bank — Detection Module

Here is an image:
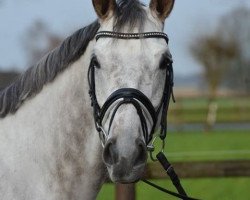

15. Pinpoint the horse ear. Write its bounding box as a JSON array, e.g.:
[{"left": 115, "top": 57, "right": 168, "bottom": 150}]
[
  {"left": 92, "top": 0, "right": 116, "bottom": 20},
  {"left": 149, "top": 0, "right": 175, "bottom": 21}
]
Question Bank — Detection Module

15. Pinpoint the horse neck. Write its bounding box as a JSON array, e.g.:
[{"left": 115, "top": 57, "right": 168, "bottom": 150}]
[{"left": 0, "top": 40, "right": 106, "bottom": 199}]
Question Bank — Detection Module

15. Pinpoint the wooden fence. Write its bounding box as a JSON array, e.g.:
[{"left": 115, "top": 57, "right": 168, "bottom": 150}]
[
  {"left": 168, "top": 96, "right": 250, "bottom": 125},
  {"left": 115, "top": 160, "right": 250, "bottom": 200}
]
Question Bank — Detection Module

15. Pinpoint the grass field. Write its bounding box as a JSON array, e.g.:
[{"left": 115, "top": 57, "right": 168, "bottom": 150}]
[
  {"left": 163, "top": 130, "right": 250, "bottom": 162},
  {"left": 97, "top": 130, "right": 250, "bottom": 200}
]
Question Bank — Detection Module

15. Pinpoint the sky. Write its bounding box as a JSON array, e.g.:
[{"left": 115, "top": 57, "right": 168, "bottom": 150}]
[{"left": 0, "top": 0, "right": 250, "bottom": 76}]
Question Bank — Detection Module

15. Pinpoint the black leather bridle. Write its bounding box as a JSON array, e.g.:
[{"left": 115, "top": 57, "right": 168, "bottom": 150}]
[
  {"left": 88, "top": 31, "right": 174, "bottom": 147},
  {"left": 88, "top": 31, "right": 200, "bottom": 200}
]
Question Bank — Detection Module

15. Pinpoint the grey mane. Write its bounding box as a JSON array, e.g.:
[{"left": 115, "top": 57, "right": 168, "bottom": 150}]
[
  {"left": 0, "top": 0, "right": 146, "bottom": 118},
  {"left": 0, "top": 21, "right": 100, "bottom": 118}
]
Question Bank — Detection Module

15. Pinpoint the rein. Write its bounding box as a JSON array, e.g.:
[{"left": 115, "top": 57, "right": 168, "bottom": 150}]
[{"left": 88, "top": 31, "right": 199, "bottom": 200}]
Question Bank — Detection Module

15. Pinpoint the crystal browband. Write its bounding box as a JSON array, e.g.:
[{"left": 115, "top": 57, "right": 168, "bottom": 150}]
[{"left": 96, "top": 31, "right": 169, "bottom": 44}]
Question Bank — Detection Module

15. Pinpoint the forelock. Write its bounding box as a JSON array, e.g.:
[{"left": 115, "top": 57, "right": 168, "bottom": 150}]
[{"left": 113, "top": 0, "right": 146, "bottom": 32}]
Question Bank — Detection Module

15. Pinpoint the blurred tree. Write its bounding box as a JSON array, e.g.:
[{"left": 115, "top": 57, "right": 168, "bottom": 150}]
[
  {"left": 22, "top": 20, "right": 63, "bottom": 67},
  {"left": 218, "top": 7, "right": 250, "bottom": 93},
  {"left": 191, "top": 6, "right": 250, "bottom": 96},
  {"left": 190, "top": 34, "right": 238, "bottom": 100},
  {"left": 190, "top": 6, "right": 250, "bottom": 130}
]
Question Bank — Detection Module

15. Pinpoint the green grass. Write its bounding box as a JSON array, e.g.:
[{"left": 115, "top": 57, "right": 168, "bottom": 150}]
[
  {"left": 164, "top": 130, "right": 250, "bottom": 162},
  {"left": 97, "top": 130, "right": 250, "bottom": 200}
]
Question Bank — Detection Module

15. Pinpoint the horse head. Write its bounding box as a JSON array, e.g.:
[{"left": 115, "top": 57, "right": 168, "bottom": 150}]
[{"left": 90, "top": 0, "right": 175, "bottom": 183}]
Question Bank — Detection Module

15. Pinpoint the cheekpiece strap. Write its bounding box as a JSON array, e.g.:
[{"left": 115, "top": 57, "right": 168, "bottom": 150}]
[{"left": 96, "top": 31, "right": 169, "bottom": 44}]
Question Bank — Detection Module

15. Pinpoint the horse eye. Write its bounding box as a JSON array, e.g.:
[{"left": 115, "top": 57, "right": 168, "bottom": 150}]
[
  {"left": 159, "top": 59, "right": 168, "bottom": 70},
  {"left": 159, "top": 55, "right": 172, "bottom": 70}
]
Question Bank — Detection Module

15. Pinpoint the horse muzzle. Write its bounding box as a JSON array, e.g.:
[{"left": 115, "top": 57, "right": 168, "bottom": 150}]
[{"left": 103, "top": 137, "right": 147, "bottom": 183}]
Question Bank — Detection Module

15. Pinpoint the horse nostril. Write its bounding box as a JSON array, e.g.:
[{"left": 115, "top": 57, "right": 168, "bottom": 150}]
[
  {"left": 134, "top": 138, "right": 147, "bottom": 166},
  {"left": 103, "top": 138, "right": 118, "bottom": 166}
]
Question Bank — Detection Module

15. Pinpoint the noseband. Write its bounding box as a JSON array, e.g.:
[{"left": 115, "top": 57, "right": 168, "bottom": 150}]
[{"left": 88, "top": 31, "right": 174, "bottom": 148}]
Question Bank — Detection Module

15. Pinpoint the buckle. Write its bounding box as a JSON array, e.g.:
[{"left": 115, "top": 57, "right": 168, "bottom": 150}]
[{"left": 147, "top": 135, "right": 165, "bottom": 162}]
